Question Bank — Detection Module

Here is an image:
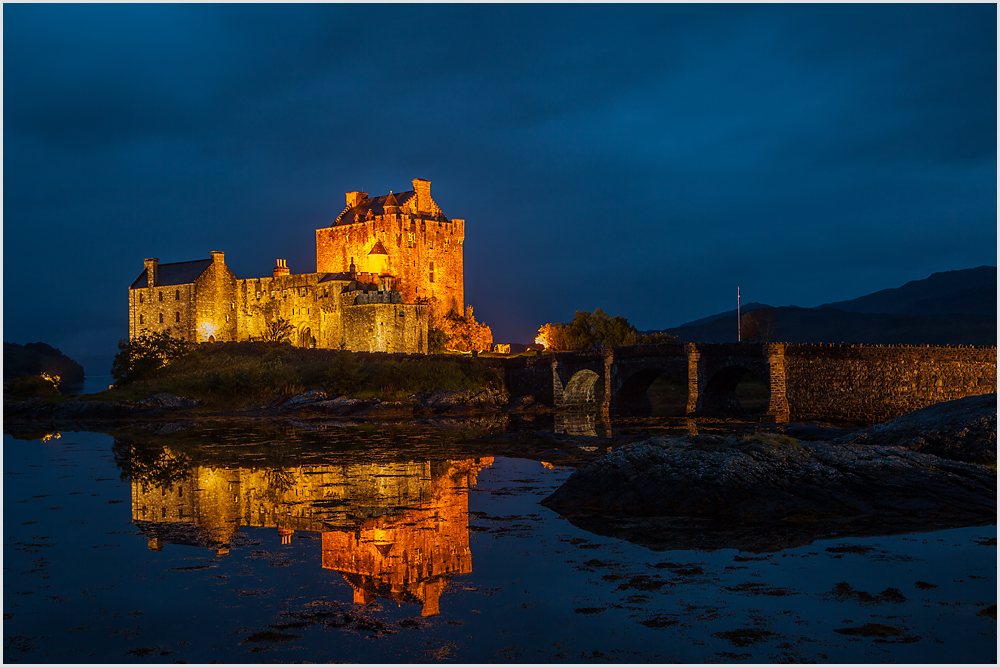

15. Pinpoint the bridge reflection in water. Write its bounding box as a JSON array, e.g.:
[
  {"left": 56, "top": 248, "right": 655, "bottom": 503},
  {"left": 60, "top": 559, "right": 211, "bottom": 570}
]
[{"left": 130, "top": 454, "right": 492, "bottom": 617}]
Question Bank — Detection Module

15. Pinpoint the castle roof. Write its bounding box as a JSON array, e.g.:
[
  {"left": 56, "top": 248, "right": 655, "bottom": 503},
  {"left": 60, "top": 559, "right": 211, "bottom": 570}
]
[
  {"left": 130, "top": 259, "right": 213, "bottom": 289},
  {"left": 334, "top": 191, "right": 416, "bottom": 226}
]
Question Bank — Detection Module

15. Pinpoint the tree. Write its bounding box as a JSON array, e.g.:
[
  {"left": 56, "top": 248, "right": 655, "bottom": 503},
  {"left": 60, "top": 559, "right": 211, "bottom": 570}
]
[
  {"left": 536, "top": 308, "right": 672, "bottom": 351},
  {"left": 261, "top": 317, "right": 294, "bottom": 343},
  {"left": 442, "top": 305, "right": 493, "bottom": 352},
  {"left": 111, "top": 329, "right": 189, "bottom": 385},
  {"left": 741, "top": 308, "right": 776, "bottom": 342}
]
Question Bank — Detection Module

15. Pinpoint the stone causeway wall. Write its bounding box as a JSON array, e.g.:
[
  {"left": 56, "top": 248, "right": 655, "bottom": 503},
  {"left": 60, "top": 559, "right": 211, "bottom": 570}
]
[{"left": 783, "top": 343, "right": 997, "bottom": 423}]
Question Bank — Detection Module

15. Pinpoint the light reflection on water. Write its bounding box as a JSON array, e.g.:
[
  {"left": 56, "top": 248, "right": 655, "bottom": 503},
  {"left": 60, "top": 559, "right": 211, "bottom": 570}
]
[{"left": 3, "top": 428, "right": 996, "bottom": 663}]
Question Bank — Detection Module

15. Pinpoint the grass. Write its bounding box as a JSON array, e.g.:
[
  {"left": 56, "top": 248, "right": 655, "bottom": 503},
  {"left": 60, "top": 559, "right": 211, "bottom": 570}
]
[{"left": 96, "top": 341, "right": 503, "bottom": 408}]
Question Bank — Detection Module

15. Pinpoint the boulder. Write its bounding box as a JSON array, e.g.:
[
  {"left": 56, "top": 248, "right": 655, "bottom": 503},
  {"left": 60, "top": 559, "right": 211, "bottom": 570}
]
[
  {"left": 838, "top": 393, "right": 996, "bottom": 464},
  {"left": 424, "top": 386, "right": 509, "bottom": 410},
  {"left": 353, "top": 401, "right": 415, "bottom": 419},
  {"left": 541, "top": 433, "right": 995, "bottom": 552},
  {"left": 309, "top": 396, "right": 364, "bottom": 415},
  {"left": 135, "top": 393, "right": 202, "bottom": 410},
  {"left": 283, "top": 390, "right": 328, "bottom": 406}
]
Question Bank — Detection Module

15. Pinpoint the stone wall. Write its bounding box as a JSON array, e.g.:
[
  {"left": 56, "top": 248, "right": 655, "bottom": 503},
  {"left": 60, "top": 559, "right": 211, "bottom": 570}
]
[
  {"left": 236, "top": 273, "right": 344, "bottom": 347},
  {"left": 129, "top": 281, "right": 196, "bottom": 341},
  {"left": 192, "top": 252, "right": 238, "bottom": 343},
  {"left": 784, "top": 343, "right": 997, "bottom": 423},
  {"left": 341, "top": 302, "right": 428, "bottom": 354}
]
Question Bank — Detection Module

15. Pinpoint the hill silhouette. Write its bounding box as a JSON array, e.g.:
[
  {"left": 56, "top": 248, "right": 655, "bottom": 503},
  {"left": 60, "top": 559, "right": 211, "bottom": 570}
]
[{"left": 663, "top": 267, "right": 997, "bottom": 346}]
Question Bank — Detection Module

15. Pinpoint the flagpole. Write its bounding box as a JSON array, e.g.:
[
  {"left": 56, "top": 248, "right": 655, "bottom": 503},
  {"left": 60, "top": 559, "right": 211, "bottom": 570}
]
[{"left": 737, "top": 286, "right": 741, "bottom": 342}]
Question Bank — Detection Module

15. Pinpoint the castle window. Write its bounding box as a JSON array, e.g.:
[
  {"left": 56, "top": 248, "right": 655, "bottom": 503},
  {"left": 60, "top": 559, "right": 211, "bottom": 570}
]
[
  {"left": 161, "top": 507, "right": 167, "bottom": 518},
  {"left": 139, "top": 314, "right": 144, "bottom": 325},
  {"left": 158, "top": 291, "right": 163, "bottom": 302},
  {"left": 429, "top": 262, "right": 435, "bottom": 283},
  {"left": 175, "top": 312, "right": 180, "bottom": 323},
  {"left": 139, "top": 293, "right": 144, "bottom": 303},
  {"left": 445, "top": 238, "right": 451, "bottom": 252},
  {"left": 226, "top": 314, "right": 230, "bottom": 322},
  {"left": 430, "top": 240, "right": 434, "bottom": 250},
  {"left": 300, "top": 288, "right": 306, "bottom": 297},
  {"left": 158, "top": 313, "right": 164, "bottom": 324},
  {"left": 407, "top": 232, "right": 415, "bottom": 248},
  {"left": 256, "top": 291, "right": 261, "bottom": 299},
  {"left": 175, "top": 289, "right": 180, "bottom": 300}
]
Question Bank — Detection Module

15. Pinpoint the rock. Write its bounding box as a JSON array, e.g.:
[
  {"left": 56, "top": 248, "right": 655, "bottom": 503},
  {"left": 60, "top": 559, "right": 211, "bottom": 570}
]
[
  {"left": 135, "top": 393, "right": 202, "bottom": 410},
  {"left": 541, "top": 433, "right": 996, "bottom": 552},
  {"left": 424, "top": 387, "right": 509, "bottom": 410},
  {"left": 838, "top": 394, "right": 996, "bottom": 464},
  {"left": 309, "top": 397, "right": 364, "bottom": 415},
  {"left": 283, "top": 390, "right": 328, "bottom": 406},
  {"left": 353, "top": 401, "right": 415, "bottom": 419},
  {"left": 781, "top": 422, "right": 858, "bottom": 441}
]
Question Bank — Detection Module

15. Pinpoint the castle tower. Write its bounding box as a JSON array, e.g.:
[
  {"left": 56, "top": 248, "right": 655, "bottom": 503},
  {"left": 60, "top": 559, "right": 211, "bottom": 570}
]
[{"left": 315, "top": 179, "right": 464, "bottom": 320}]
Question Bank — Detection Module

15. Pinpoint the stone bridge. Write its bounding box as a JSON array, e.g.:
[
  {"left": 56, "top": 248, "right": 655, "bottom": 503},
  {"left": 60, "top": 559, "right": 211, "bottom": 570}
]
[{"left": 488, "top": 342, "right": 996, "bottom": 424}]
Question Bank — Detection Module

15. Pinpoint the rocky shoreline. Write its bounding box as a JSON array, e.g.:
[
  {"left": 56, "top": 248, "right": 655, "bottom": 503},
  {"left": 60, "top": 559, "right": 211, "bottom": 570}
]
[
  {"left": 3, "top": 386, "right": 525, "bottom": 428},
  {"left": 541, "top": 394, "right": 996, "bottom": 552}
]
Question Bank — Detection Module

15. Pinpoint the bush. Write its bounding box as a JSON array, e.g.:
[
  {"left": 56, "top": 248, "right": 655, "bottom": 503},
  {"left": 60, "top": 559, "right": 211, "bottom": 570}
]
[
  {"left": 112, "top": 329, "right": 189, "bottom": 386},
  {"left": 5, "top": 373, "right": 61, "bottom": 399}
]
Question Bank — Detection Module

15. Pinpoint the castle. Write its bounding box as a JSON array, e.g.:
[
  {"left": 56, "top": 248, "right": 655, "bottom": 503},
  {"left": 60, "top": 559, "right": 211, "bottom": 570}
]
[{"left": 128, "top": 179, "right": 464, "bottom": 354}]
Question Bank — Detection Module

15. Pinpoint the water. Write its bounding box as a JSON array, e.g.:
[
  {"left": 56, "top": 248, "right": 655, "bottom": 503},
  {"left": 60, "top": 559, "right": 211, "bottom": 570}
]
[
  {"left": 59, "top": 375, "right": 114, "bottom": 396},
  {"left": 3, "top": 426, "right": 996, "bottom": 663}
]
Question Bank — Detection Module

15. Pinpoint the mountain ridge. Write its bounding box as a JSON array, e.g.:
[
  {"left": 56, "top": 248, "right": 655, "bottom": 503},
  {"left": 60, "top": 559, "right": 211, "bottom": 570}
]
[{"left": 662, "top": 266, "right": 997, "bottom": 346}]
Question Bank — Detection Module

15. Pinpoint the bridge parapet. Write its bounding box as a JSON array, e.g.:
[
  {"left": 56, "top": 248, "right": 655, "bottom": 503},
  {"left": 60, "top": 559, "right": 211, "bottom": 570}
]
[{"left": 493, "top": 342, "right": 995, "bottom": 424}]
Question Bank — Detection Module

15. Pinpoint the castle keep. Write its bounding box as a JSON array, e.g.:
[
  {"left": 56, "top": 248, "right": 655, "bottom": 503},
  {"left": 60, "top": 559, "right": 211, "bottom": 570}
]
[{"left": 128, "top": 179, "right": 464, "bottom": 354}]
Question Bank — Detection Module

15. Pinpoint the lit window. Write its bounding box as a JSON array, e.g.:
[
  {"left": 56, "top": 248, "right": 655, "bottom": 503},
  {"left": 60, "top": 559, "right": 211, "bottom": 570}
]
[
  {"left": 158, "top": 313, "right": 164, "bottom": 324},
  {"left": 256, "top": 291, "right": 261, "bottom": 299},
  {"left": 430, "top": 240, "right": 434, "bottom": 249}
]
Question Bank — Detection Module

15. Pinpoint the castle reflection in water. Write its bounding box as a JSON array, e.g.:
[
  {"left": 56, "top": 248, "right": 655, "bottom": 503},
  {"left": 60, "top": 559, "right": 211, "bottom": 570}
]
[{"left": 131, "top": 455, "right": 493, "bottom": 617}]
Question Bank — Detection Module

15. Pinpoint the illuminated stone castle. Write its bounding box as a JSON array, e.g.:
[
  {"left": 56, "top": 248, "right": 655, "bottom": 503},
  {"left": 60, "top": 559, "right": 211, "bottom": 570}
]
[{"left": 128, "top": 178, "right": 464, "bottom": 354}]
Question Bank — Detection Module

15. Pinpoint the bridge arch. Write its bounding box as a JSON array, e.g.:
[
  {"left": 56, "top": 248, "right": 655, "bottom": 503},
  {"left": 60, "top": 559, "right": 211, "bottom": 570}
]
[
  {"left": 563, "top": 369, "right": 600, "bottom": 406},
  {"left": 701, "top": 364, "right": 769, "bottom": 415},
  {"left": 614, "top": 367, "right": 689, "bottom": 416}
]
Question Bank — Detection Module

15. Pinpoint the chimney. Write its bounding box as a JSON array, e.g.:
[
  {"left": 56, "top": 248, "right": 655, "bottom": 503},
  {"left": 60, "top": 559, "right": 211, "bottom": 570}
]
[
  {"left": 211, "top": 250, "right": 225, "bottom": 265},
  {"left": 144, "top": 258, "right": 159, "bottom": 287},
  {"left": 412, "top": 178, "right": 431, "bottom": 212},
  {"left": 346, "top": 191, "right": 368, "bottom": 208},
  {"left": 348, "top": 257, "right": 356, "bottom": 278},
  {"left": 273, "top": 259, "right": 290, "bottom": 278}
]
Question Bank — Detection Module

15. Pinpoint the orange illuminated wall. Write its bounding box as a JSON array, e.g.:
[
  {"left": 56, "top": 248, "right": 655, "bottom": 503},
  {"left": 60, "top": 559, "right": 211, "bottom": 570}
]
[{"left": 315, "top": 179, "right": 464, "bottom": 321}]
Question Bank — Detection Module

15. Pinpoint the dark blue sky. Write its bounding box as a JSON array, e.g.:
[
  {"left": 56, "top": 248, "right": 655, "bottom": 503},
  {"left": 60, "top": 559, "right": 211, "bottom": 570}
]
[{"left": 4, "top": 4, "right": 996, "bottom": 375}]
